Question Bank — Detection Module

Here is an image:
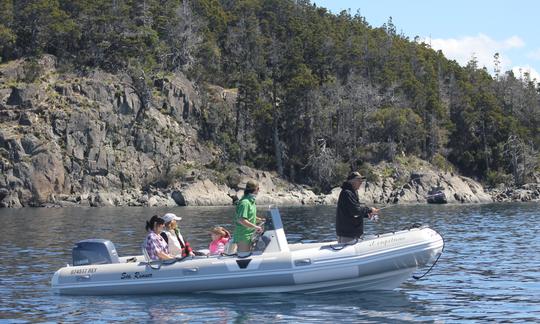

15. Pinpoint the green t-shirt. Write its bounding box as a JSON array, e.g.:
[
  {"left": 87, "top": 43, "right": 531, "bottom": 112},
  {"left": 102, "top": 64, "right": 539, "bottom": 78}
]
[{"left": 233, "top": 195, "right": 257, "bottom": 243}]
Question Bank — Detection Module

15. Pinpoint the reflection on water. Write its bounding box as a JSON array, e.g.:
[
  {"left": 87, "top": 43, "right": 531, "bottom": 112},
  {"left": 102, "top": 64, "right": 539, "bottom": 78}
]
[{"left": 1, "top": 203, "right": 539, "bottom": 322}]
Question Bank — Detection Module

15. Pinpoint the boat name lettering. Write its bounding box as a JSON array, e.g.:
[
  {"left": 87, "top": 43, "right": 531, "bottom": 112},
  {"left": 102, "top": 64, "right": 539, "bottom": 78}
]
[
  {"left": 70, "top": 268, "right": 97, "bottom": 275},
  {"left": 369, "top": 236, "right": 406, "bottom": 247},
  {"left": 121, "top": 272, "right": 153, "bottom": 280}
]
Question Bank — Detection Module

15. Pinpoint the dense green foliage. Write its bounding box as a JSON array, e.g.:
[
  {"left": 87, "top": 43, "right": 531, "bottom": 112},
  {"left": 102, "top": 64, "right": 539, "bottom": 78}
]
[{"left": 1, "top": 0, "right": 539, "bottom": 190}]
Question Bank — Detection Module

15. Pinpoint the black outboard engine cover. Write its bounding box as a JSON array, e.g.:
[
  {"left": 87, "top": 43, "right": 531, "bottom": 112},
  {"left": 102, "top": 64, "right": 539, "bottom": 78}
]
[{"left": 72, "top": 239, "right": 119, "bottom": 266}]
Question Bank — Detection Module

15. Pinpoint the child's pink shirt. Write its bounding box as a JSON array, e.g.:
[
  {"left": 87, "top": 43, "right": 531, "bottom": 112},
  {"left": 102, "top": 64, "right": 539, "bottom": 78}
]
[{"left": 209, "top": 237, "right": 229, "bottom": 255}]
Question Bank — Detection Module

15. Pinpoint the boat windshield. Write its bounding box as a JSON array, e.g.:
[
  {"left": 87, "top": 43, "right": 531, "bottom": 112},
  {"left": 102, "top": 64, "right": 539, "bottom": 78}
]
[{"left": 263, "top": 214, "right": 275, "bottom": 231}]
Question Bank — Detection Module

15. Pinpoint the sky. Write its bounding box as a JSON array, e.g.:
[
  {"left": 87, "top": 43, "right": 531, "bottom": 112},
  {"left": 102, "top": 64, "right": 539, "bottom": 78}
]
[{"left": 313, "top": 0, "right": 540, "bottom": 82}]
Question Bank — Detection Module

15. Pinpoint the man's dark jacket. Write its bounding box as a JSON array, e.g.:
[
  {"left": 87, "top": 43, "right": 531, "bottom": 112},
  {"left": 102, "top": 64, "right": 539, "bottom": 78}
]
[{"left": 336, "top": 181, "right": 372, "bottom": 238}]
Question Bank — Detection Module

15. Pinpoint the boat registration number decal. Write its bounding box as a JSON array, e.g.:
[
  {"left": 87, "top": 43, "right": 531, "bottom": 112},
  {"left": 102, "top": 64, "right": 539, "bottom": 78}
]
[
  {"left": 120, "top": 272, "right": 153, "bottom": 280},
  {"left": 70, "top": 267, "right": 97, "bottom": 275}
]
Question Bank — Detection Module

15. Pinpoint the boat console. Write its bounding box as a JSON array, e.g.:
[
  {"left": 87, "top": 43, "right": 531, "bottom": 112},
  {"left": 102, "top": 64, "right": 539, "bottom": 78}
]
[{"left": 259, "top": 207, "right": 290, "bottom": 253}]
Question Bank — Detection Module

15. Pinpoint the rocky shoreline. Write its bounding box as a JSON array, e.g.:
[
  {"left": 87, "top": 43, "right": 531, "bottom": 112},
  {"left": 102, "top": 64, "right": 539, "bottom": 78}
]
[{"left": 2, "top": 165, "right": 538, "bottom": 208}]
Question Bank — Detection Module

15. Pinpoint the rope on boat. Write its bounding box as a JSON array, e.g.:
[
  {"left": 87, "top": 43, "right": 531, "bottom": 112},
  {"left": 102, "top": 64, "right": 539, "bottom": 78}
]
[
  {"left": 412, "top": 231, "right": 445, "bottom": 280},
  {"left": 329, "top": 238, "right": 359, "bottom": 250},
  {"left": 146, "top": 255, "right": 188, "bottom": 270},
  {"left": 407, "top": 223, "right": 423, "bottom": 229}
]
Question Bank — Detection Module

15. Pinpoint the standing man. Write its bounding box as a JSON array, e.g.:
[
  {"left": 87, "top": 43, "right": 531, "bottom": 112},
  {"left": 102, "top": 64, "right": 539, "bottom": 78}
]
[
  {"left": 336, "top": 172, "right": 380, "bottom": 243},
  {"left": 233, "top": 180, "right": 263, "bottom": 256}
]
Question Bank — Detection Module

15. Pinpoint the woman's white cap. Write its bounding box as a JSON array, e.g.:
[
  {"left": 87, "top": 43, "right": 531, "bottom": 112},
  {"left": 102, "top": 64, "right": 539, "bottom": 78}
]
[{"left": 162, "top": 213, "right": 182, "bottom": 223}]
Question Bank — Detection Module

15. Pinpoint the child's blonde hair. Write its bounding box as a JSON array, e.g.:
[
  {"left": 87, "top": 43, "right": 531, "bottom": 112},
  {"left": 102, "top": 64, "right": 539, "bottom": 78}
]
[{"left": 210, "top": 226, "right": 230, "bottom": 238}]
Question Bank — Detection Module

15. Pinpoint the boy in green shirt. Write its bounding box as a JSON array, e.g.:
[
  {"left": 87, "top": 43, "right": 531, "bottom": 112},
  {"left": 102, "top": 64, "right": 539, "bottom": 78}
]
[{"left": 233, "top": 180, "right": 263, "bottom": 255}]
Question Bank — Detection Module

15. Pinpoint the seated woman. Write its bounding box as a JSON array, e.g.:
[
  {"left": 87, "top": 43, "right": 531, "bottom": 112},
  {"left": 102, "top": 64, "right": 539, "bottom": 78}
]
[
  {"left": 145, "top": 215, "right": 174, "bottom": 261},
  {"left": 208, "top": 226, "right": 231, "bottom": 255},
  {"left": 160, "top": 213, "right": 194, "bottom": 258}
]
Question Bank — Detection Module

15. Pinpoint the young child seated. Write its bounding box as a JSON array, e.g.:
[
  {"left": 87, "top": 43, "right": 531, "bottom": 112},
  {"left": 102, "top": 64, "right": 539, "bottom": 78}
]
[{"left": 208, "top": 226, "right": 231, "bottom": 255}]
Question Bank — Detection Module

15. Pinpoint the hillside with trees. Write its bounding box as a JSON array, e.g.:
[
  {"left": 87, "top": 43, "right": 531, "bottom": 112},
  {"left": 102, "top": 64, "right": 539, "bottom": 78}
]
[{"left": 1, "top": 0, "right": 539, "bottom": 206}]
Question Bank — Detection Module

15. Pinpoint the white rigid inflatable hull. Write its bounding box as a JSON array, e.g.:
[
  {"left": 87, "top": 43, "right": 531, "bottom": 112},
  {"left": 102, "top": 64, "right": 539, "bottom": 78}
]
[{"left": 51, "top": 209, "right": 443, "bottom": 295}]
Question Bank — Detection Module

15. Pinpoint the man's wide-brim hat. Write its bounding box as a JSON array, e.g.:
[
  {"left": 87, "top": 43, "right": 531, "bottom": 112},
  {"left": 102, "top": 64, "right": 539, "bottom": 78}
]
[{"left": 347, "top": 171, "right": 366, "bottom": 181}]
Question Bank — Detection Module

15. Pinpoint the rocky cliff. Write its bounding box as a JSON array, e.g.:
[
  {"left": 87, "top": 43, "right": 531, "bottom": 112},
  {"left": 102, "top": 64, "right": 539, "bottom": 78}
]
[{"left": 0, "top": 56, "right": 228, "bottom": 207}]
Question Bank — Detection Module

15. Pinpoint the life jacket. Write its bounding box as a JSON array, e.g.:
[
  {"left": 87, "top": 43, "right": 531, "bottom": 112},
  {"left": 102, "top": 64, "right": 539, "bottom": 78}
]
[{"left": 161, "top": 230, "right": 192, "bottom": 257}]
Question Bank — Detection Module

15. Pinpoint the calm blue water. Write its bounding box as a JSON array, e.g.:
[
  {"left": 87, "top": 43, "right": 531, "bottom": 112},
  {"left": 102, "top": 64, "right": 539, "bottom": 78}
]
[{"left": 1, "top": 203, "right": 539, "bottom": 323}]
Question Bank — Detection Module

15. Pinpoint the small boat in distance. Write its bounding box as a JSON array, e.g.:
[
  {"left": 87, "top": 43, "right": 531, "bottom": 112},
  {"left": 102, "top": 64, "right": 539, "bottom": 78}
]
[
  {"left": 427, "top": 189, "right": 448, "bottom": 204},
  {"left": 51, "top": 207, "right": 444, "bottom": 295}
]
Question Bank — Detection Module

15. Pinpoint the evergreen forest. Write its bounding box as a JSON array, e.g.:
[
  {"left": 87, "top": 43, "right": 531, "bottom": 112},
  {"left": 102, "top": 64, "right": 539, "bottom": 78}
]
[{"left": 1, "top": 0, "right": 539, "bottom": 191}]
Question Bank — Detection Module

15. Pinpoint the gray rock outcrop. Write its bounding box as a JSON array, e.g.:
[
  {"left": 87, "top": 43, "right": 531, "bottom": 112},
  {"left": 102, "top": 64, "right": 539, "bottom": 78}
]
[
  {"left": 1, "top": 56, "right": 222, "bottom": 207},
  {"left": 172, "top": 179, "right": 231, "bottom": 206},
  {"left": 352, "top": 161, "right": 493, "bottom": 205},
  {"left": 489, "top": 183, "right": 540, "bottom": 202}
]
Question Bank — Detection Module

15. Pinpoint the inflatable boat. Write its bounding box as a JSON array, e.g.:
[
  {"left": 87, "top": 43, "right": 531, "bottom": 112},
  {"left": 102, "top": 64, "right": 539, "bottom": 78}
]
[{"left": 51, "top": 207, "right": 444, "bottom": 295}]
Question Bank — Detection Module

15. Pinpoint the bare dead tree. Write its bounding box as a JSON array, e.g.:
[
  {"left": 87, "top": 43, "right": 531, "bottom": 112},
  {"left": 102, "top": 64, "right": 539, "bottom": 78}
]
[
  {"left": 304, "top": 138, "right": 342, "bottom": 190},
  {"left": 504, "top": 135, "right": 538, "bottom": 185},
  {"left": 159, "top": 1, "right": 203, "bottom": 72}
]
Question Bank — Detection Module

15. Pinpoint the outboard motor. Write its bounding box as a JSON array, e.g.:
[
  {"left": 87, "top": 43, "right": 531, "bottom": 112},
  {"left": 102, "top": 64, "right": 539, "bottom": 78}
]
[{"left": 72, "top": 239, "right": 119, "bottom": 266}]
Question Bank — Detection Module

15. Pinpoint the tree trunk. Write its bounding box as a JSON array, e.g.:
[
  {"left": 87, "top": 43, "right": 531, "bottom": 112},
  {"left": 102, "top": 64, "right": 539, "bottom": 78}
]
[
  {"left": 482, "top": 119, "right": 490, "bottom": 173},
  {"left": 269, "top": 75, "right": 283, "bottom": 176}
]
